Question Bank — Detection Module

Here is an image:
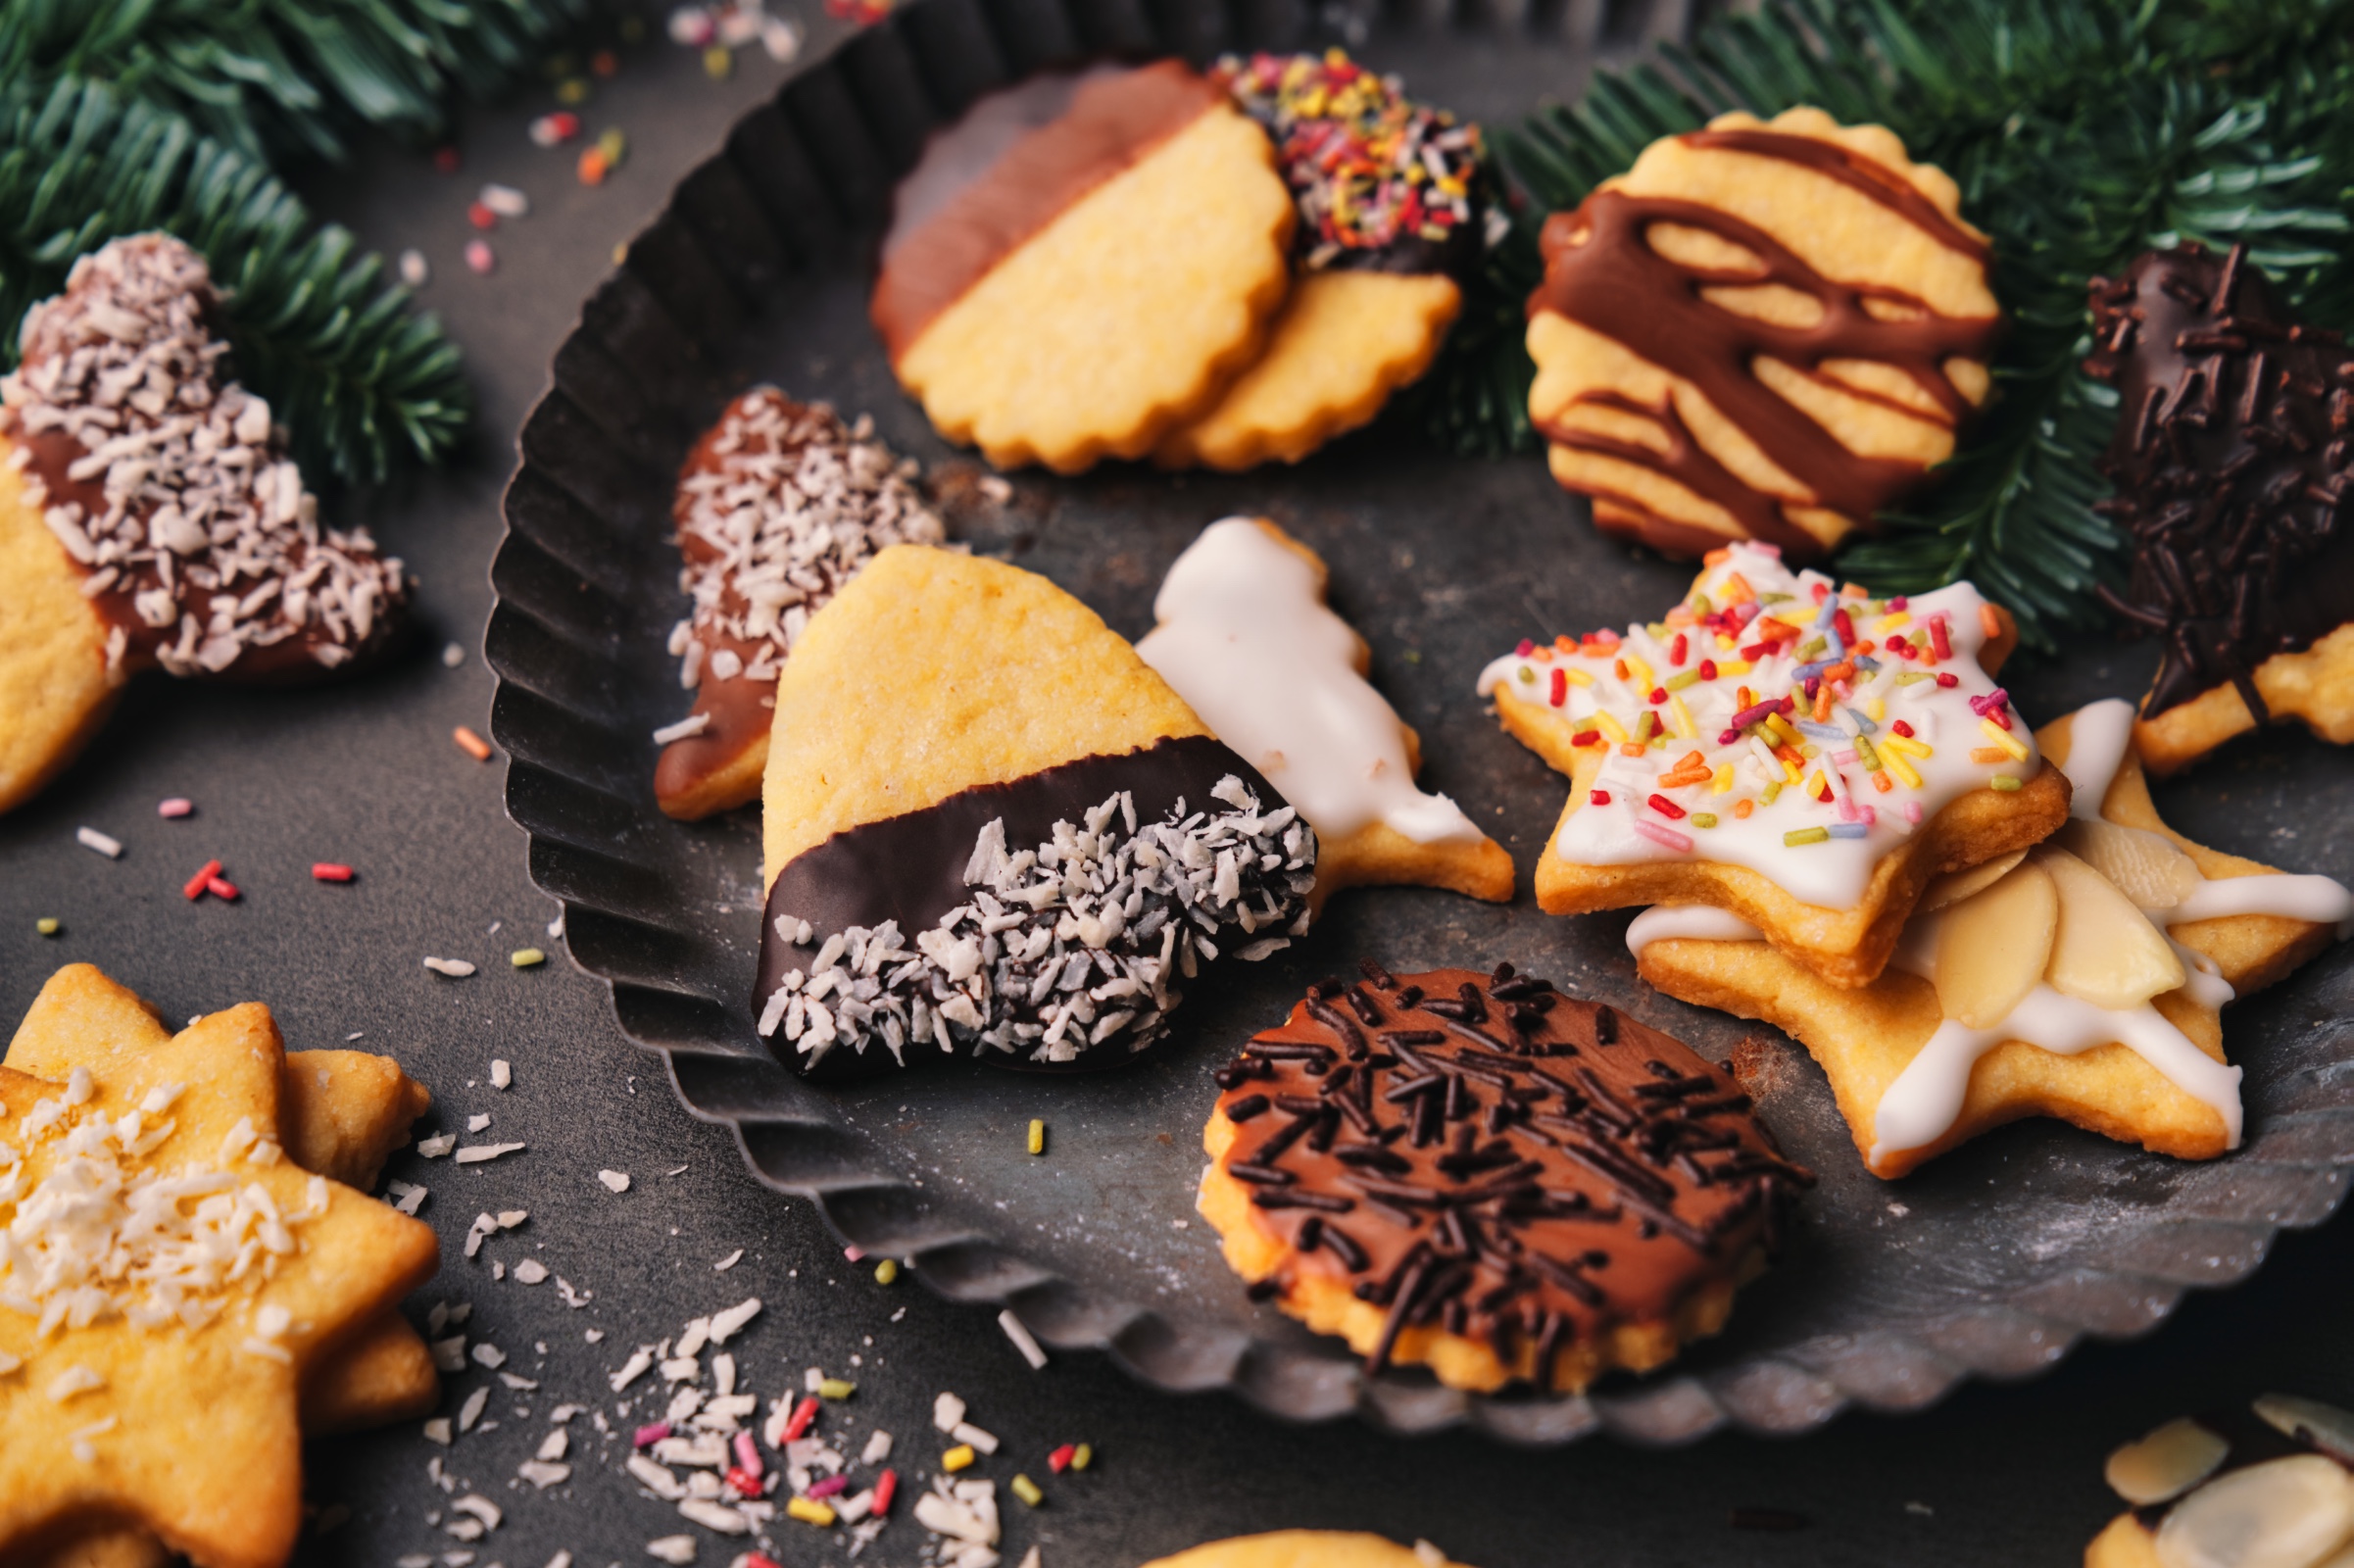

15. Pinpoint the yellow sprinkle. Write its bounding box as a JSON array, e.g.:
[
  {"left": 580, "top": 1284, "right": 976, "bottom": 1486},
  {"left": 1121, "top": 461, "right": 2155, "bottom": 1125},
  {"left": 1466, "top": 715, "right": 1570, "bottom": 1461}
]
[
  {"left": 35, "top": 917, "right": 59, "bottom": 937},
  {"left": 787, "top": 1496, "right": 837, "bottom": 1527},
  {"left": 702, "top": 44, "right": 733, "bottom": 77},
  {"left": 1803, "top": 771, "right": 1827, "bottom": 800},
  {"left": 1717, "top": 659, "right": 1752, "bottom": 676},
  {"left": 1781, "top": 757, "right": 1802, "bottom": 784},
  {"left": 1668, "top": 694, "right": 1696, "bottom": 739},
  {"left": 1623, "top": 656, "right": 1655, "bottom": 691},
  {"left": 944, "top": 1445, "right": 977, "bottom": 1472},
  {"left": 1766, "top": 712, "right": 1801, "bottom": 746},
  {"left": 1879, "top": 735, "right": 1932, "bottom": 759},
  {"left": 1762, "top": 779, "right": 1784, "bottom": 805},
  {"left": 511, "top": 948, "right": 546, "bottom": 968},
  {"left": 1867, "top": 697, "right": 1886, "bottom": 721},
  {"left": 1560, "top": 665, "right": 1594, "bottom": 687},
  {"left": 819, "top": 1378, "right": 857, "bottom": 1399},
  {"left": 874, "top": 1259, "right": 899, "bottom": 1285},
  {"left": 1980, "top": 717, "right": 2030, "bottom": 760},
  {"left": 1990, "top": 774, "right": 2024, "bottom": 792},
  {"left": 1027, "top": 1118, "right": 1045, "bottom": 1155},
  {"left": 1711, "top": 764, "right": 1734, "bottom": 796},
  {"left": 1883, "top": 751, "right": 1923, "bottom": 789},
  {"left": 1594, "top": 711, "right": 1629, "bottom": 744},
  {"left": 556, "top": 75, "right": 592, "bottom": 104},
  {"left": 1011, "top": 1474, "right": 1045, "bottom": 1507},
  {"left": 612, "top": 241, "right": 629, "bottom": 266},
  {"left": 1875, "top": 612, "right": 1912, "bottom": 633},
  {"left": 1072, "top": 1443, "right": 1093, "bottom": 1471}
]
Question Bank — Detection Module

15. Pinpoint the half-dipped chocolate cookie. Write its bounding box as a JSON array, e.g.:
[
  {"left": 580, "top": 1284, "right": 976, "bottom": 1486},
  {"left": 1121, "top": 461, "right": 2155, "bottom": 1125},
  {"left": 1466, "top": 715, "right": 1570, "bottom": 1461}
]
[
  {"left": 2084, "top": 242, "right": 2354, "bottom": 776},
  {"left": 656, "top": 390, "right": 943, "bottom": 820},
  {"left": 0, "top": 233, "right": 411, "bottom": 815},
  {"left": 1198, "top": 961, "right": 1810, "bottom": 1393},
  {"left": 754, "top": 545, "right": 1316, "bottom": 1080}
]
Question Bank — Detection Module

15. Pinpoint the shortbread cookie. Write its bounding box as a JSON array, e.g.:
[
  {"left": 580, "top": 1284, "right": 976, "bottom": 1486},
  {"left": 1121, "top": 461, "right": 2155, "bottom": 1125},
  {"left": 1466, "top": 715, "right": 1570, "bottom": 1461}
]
[
  {"left": 1141, "top": 1533, "right": 1479, "bottom": 1568},
  {"left": 656, "top": 391, "right": 945, "bottom": 819},
  {"left": 1201, "top": 962, "right": 1810, "bottom": 1392},
  {"left": 755, "top": 546, "right": 1315, "bottom": 1079},
  {"left": 2084, "top": 243, "right": 2354, "bottom": 776},
  {"left": 1137, "top": 518, "right": 1512, "bottom": 909},
  {"left": 872, "top": 61, "right": 1294, "bottom": 473},
  {"left": 1526, "top": 107, "right": 2001, "bottom": 559},
  {"left": 1631, "top": 700, "right": 2350, "bottom": 1177},
  {"left": 1478, "top": 540, "right": 2067, "bottom": 989},
  {"left": 1155, "top": 54, "right": 1479, "bottom": 469},
  {"left": 0, "top": 233, "right": 410, "bottom": 816},
  {"left": 2087, "top": 1396, "right": 2354, "bottom": 1568},
  {"left": 0, "top": 972, "right": 439, "bottom": 1568}
]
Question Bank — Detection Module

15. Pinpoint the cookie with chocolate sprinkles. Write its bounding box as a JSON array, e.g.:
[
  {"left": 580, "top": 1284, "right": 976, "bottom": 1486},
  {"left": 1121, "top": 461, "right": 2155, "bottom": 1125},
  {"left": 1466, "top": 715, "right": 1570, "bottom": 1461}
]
[
  {"left": 2084, "top": 242, "right": 2354, "bottom": 777},
  {"left": 1198, "top": 962, "right": 1810, "bottom": 1393}
]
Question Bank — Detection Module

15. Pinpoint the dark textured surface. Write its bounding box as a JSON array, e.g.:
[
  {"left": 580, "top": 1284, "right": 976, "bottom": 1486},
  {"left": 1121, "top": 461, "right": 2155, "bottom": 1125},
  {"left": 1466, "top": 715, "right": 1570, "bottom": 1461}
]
[{"left": 2, "top": 5, "right": 2352, "bottom": 1565}]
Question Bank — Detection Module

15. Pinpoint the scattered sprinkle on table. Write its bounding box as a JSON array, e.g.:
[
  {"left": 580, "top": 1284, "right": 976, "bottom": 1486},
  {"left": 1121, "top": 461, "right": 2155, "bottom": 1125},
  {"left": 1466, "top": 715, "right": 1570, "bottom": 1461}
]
[
  {"left": 397, "top": 248, "right": 429, "bottom": 287},
  {"left": 1026, "top": 1118, "right": 1045, "bottom": 1155},
  {"left": 464, "top": 239, "right": 495, "bottom": 275},
  {"left": 441, "top": 642, "right": 466, "bottom": 667},
  {"left": 942, "top": 1444, "right": 975, "bottom": 1472},
  {"left": 312, "top": 862, "right": 355, "bottom": 882},
  {"left": 491, "top": 1058, "right": 513, "bottom": 1089},
  {"left": 75, "top": 826, "right": 122, "bottom": 858},
  {"left": 454, "top": 1141, "right": 527, "bottom": 1165},
  {"left": 35, "top": 917, "right": 60, "bottom": 937},
  {"left": 182, "top": 859, "right": 224, "bottom": 900},
  {"left": 454, "top": 724, "right": 493, "bottom": 760},
  {"left": 417, "top": 1133, "right": 457, "bottom": 1157},
  {"left": 530, "top": 111, "right": 582, "bottom": 146},
  {"left": 713, "top": 1249, "right": 744, "bottom": 1271},
  {"left": 998, "top": 1309, "right": 1048, "bottom": 1370},
  {"left": 873, "top": 1258, "right": 898, "bottom": 1285},
  {"left": 423, "top": 956, "right": 477, "bottom": 977},
  {"left": 511, "top": 947, "right": 547, "bottom": 968},
  {"left": 1010, "top": 1474, "right": 1044, "bottom": 1508},
  {"left": 598, "top": 1169, "right": 631, "bottom": 1193},
  {"left": 478, "top": 182, "right": 530, "bottom": 218},
  {"left": 157, "top": 797, "right": 193, "bottom": 817}
]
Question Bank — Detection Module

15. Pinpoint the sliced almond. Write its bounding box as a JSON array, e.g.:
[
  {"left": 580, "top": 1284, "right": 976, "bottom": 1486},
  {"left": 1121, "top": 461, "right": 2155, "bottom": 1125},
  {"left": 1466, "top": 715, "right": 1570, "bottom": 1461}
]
[
  {"left": 2058, "top": 817, "right": 2204, "bottom": 911},
  {"left": 1933, "top": 858, "right": 2056, "bottom": 1030},
  {"left": 2155, "top": 1455, "right": 2354, "bottom": 1568},
  {"left": 2039, "top": 845, "right": 2186, "bottom": 1011},
  {"left": 2107, "top": 1417, "right": 2231, "bottom": 1505},
  {"left": 2257, "top": 1395, "right": 2354, "bottom": 1467},
  {"left": 1919, "top": 849, "right": 2030, "bottom": 914}
]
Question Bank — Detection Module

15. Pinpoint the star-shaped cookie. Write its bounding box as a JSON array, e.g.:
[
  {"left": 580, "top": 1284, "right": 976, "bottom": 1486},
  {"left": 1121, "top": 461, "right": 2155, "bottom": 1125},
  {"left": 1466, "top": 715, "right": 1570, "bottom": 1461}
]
[
  {"left": 0, "top": 966, "right": 439, "bottom": 1568},
  {"left": 1633, "top": 700, "right": 2351, "bottom": 1177}
]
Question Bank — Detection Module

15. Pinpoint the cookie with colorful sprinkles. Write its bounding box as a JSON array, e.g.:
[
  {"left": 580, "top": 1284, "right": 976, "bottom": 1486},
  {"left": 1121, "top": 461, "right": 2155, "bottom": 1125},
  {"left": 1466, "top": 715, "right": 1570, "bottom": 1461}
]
[
  {"left": 755, "top": 545, "right": 1316, "bottom": 1080},
  {"left": 1630, "top": 700, "right": 2351, "bottom": 1177},
  {"left": 1154, "top": 53, "right": 1480, "bottom": 471},
  {"left": 655, "top": 389, "right": 945, "bottom": 819},
  {"left": 1478, "top": 540, "right": 2069, "bottom": 990},
  {"left": 1525, "top": 107, "right": 2001, "bottom": 560},
  {"left": 1199, "top": 962, "right": 1811, "bottom": 1393}
]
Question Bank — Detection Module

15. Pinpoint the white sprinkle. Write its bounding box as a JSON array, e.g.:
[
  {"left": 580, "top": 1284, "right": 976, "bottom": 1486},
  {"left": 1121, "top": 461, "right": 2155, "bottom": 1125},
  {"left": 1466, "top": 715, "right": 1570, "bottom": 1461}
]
[
  {"left": 388, "top": 1180, "right": 430, "bottom": 1215},
  {"left": 455, "top": 1142, "right": 526, "bottom": 1165},
  {"left": 518, "top": 1459, "right": 572, "bottom": 1490},
  {"left": 497, "top": 1209, "right": 527, "bottom": 1229},
  {"left": 424, "top": 957, "right": 478, "bottom": 978},
  {"left": 645, "top": 1536, "right": 696, "bottom": 1565},
  {"left": 708, "top": 1298, "right": 761, "bottom": 1344},
  {"left": 598, "top": 1169, "right": 632, "bottom": 1194},
  {"left": 861, "top": 1429, "right": 893, "bottom": 1464},
  {"left": 515, "top": 1259, "right": 550, "bottom": 1285},
  {"left": 478, "top": 183, "right": 531, "bottom": 218},
  {"left": 254, "top": 1301, "right": 292, "bottom": 1338},
  {"left": 417, "top": 1133, "right": 458, "bottom": 1157},
  {"left": 537, "top": 1429, "right": 570, "bottom": 1462},
  {"left": 1019, "top": 1549, "right": 1043, "bottom": 1568},
  {"left": 490, "top": 1058, "right": 512, "bottom": 1089},
  {"left": 630, "top": 1454, "right": 688, "bottom": 1499},
  {"left": 951, "top": 1421, "right": 999, "bottom": 1454},
  {"left": 676, "top": 1498, "right": 749, "bottom": 1535},
  {"left": 467, "top": 1113, "right": 493, "bottom": 1133},
  {"left": 653, "top": 712, "right": 711, "bottom": 746},
  {"left": 446, "top": 1519, "right": 486, "bottom": 1544},
  {"left": 401, "top": 249, "right": 432, "bottom": 287},
  {"left": 75, "top": 826, "right": 123, "bottom": 858},
  {"left": 472, "top": 1343, "right": 508, "bottom": 1369},
  {"left": 499, "top": 1371, "right": 538, "bottom": 1390},
  {"left": 1412, "top": 1544, "right": 1446, "bottom": 1568},
  {"left": 998, "top": 1308, "right": 1048, "bottom": 1370},
  {"left": 441, "top": 640, "right": 465, "bottom": 667},
  {"left": 712, "top": 1250, "right": 743, "bottom": 1272},
  {"left": 933, "top": 1393, "right": 966, "bottom": 1432},
  {"left": 0, "top": 1350, "right": 21, "bottom": 1376},
  {"left": 545, "top": 1554, "right": 573, "bottom": 1568},
  {"left": 454, "top": 1495, "right": 504, "bottom": 1530},
  {"left": 611, "top": 1348, "right": 656, "bottom": 1392},
  {"left": 459, "top": 1386, "right": 490, "bottom": 1432},
  {"left": 47, "top": 1366, "right": 103, "bottom": 1402},
  {"left": 423, "top": 1418, "right": 454, "bottom": 1446}
]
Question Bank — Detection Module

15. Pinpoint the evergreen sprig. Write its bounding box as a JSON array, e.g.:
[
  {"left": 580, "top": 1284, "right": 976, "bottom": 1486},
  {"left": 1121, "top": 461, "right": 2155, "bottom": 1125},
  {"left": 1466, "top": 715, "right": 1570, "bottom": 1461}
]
[
  {"left": 0, "top": 77, "right": 469, "bottom": 485},
  {"left": 1463, "top": 0, "right": 2354, "bottom": 651}
]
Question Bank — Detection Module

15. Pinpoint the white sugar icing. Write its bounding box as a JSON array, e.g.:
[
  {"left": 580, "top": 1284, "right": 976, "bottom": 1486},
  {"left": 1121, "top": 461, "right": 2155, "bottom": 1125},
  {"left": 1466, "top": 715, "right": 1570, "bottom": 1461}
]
[
  {"left": 2053, "top": 697, "right": 2136, "bottom": 818},
  {"left": 1477, "top": 540, "right": 2036, "bottom": 911},
  {"left": 1138, "top": 517, "right": 1483, "bottom": 847},
  {"left": 1625, "top": 904, "right": 1762, "bottom": 956}
]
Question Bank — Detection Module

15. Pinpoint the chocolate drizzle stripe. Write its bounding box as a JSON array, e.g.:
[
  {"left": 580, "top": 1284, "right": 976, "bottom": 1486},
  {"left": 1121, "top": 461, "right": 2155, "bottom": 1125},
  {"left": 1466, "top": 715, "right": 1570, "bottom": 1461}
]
[{"left": 1677, "top": 128, "right": 1990, "bottom": 261}]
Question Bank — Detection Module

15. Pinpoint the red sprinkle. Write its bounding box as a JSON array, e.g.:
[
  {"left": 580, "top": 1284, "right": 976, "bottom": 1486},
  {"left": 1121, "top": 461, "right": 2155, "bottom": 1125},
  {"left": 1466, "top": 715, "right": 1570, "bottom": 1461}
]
[
  {"left": 1811, "top": 582, "right": 1830, "bottom": 603},
  {"left": 1589, "top": 790, "right": 1612, "bottom": 808},
  {"left": 1888, "top": 596, "right": 1908, "bottom": 611},
  {"left": 1936, "top": 672, "right": 1959, "bottom": 688},
  {"left": 806, "top": 1473, "right": 850, "bottom": 1499},
  {"left": 1049, "top": 1444, "right": 1078, "bottom": 1474},
  {"left": 1891, "top": 720, "right": 1916, "bottom": 739},
  {"left": 182, "top": 859, "right": 222, "bottom": 901},
  {"left": 1549, "top": 668, "right": 1567, "bottom": 707},
  {"left": 1647, "top": 688, "right": 1668, "bottom": 706},
  {"left": 1647, "top": 794, "right": 1688, "bottom": 821},
  {"left": 736, "top": 1557, "right": 783, "bottom": 1568},
  {"left": 1569, "top": 729, "right": 1600, "bottom": 747},
  {"left": 726, "top": 1466, "right": 764, "bottom": 1498},
  {"left": 1740, "top": 642, "right": 1771, "bottom": 661},
  {"left": 634, "top": 1421, "right": 670, "bottom": 1447},
  {"left": 432, "top": 145, "right": 461, "bottom": 173},
  {"left": 467, "top": 201, "right": 497, "bottom": 229},
  {"left": 206, "top": 875, "right": 240, "bottom": 901},
  {"left": 312, "top": 862, "right": 355, "bottom": 883},
  {"left": 1669, "top": 634, "right": 1688, "bottom": 666},
  {"left": 782, "top": 1396, "right": 819, "bottom": 1443},
  {"left": 1698, "top": 659, "right": 1718, "bottom": 680},
  {"left": 1929, "top": 617, "right": 1953, "bottom": 661},
  {"left": 158, "top": 797, "right": 194, "bottom": 818},
  {"left": 1515, "top": 639, "right": 1534, "bottom": 657},
  {"left": 872, "top": 1469, "right": 898, "bottom": 1516},
  {"left": 1833, "top": 608, "right": 1855, "bottom": 645}
]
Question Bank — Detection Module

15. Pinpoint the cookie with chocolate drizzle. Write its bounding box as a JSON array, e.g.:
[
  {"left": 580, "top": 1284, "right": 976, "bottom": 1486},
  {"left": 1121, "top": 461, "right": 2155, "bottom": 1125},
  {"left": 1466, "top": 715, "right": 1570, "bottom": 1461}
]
[
  {"left": 0, "top": 233, "right": 411, "bottom": 815},
  {"left": 1525, "top": 107, "right": 2001, "bottom": 561},
  {"left": 1198, "top": 962, "right": 1810, "bottom": 1393},
  {"left": 2084, "top": 242, "right": 2354, "bottom": 776}
]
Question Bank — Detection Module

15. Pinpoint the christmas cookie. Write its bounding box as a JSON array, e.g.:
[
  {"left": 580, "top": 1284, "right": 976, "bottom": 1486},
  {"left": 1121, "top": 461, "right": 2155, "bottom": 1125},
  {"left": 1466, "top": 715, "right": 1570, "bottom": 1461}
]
[
  {"left": 755, "top": 546, "right": 1316, "bottom": 1079},
  {"left": 1526, "top": 107, "right": 2001, "bottom": 559},
  {"left": 1200, "top": 962, "right": 1811, "bottom": 1393},
  {"left": 1630, "top": 700, "right": 2350, "bottom": 1177},
  {"left": 871, "top": 61, "right": 1294, "bottom": 473},
  {"left": 2084, "top": 242, "right": 2354, "bottom": 776},
  {"left": 656, "top": 390, "right": 945, "bottom": 819},
  {"left": 2086, "top": 1396, "right": 2354, "bottom": 1568},
  {"left": 1477, "top": 541, "right": 2069, "bottom": 990},
  {"left": 0, "top": 969, "right": 439, "bottom": 1568},
  {"left": 1137, "top": 518, "right": 1512, "bottom": 909},
  {"left": 0, "top": 234, "right": 410, "bottom": 816},
  {"left": 1154, "top": 54, "right": 1479, "bottom": 470},
  {"left": 1141, "top": 1534, "right": 1480, "bottom": 1568}
]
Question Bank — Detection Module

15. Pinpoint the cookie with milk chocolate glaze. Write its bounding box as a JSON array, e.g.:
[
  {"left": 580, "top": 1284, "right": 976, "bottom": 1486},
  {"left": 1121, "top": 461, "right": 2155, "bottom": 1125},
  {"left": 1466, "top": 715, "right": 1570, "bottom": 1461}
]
[
  {"left": 753, "top": 545, "right": 1316, "bottom": 1081},
  {"left": 1199, "top": 962, "right": 1811, "bottom": 1394},
  {"left": 655, "top": 390, "right": 944, "bottom": 820},
  {"left": 871, "top": 60, "right": 1294, "bottom": 474},
  {"left": 0, "top": 233, "right": 410, "bottom": 815},
  {"left": 1525, "top": 107, "right": 2001, "bottom": 560},
  {"left": 2084, "top": 242, "right": 2354, "bottom": 776}
]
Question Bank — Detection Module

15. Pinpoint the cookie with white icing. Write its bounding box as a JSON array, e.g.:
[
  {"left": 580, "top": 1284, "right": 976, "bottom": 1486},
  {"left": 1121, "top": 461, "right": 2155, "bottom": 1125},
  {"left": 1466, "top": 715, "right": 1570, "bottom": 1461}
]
[
  {"left": 655, "top": 390, "right": 944, "bottom": 820},
  {"left": 1478, "top": 540, "right": 2069, "bottom": 990},
  {"left": 1137, "top": 518, "right": 1512, "bottom": 910},
  {"left": 1630, "top": 699, "right": 2350, "bottom": 1178},
  {"left": 871, "top": 61, "right": 1294, "bottom": 474},
  {"left": 0, "top": 234, "right": 410, "bottom": 815},
  {"left": 1525, "top": 107, "right": 2001, "bottom": 560},
  {"left": 1153, "top": 55, "right": 1478, "bottom": 471},
  {"left": 754, "top": 545, "right": 1317, "bottom": 1080}
]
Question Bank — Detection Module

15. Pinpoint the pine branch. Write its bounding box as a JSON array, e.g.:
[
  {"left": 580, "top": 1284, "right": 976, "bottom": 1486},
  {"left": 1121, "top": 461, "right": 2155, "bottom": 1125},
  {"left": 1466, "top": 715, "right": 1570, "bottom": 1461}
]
[{"left": 0, "top": 76, "right": 470, "bottom": 485}]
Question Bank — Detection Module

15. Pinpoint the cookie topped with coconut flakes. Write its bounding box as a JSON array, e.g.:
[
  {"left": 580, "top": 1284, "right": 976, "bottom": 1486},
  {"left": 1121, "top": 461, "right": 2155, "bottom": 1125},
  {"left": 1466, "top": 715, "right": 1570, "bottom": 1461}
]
[
  {"left": 655, "top": 389, "right": 946, "bottom": 821},
  {"left": 0, "top": 232, "right": 410, "bottom": 681}
]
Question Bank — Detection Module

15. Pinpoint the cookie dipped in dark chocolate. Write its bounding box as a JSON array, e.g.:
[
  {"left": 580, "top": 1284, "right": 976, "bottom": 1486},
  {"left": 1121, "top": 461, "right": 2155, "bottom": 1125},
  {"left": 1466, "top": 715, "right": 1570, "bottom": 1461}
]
[
  {"left": 1211, "top": 962, "right": 1810, "bottom": 1385},
  {"left": 757, "top": 735, "right": 1315, "bottom": 1081},
  {"left": 2084, "top": 243, "right": 2354, "bottom": 720}
]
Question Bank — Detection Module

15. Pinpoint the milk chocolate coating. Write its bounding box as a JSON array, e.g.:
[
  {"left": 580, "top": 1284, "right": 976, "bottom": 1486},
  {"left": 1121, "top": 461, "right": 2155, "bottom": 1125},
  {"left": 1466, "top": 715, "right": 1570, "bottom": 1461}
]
[
  {"left": 2084, "top": 243, "right": 2354, "bottom": 720},
  {"left": 868, "top": 60, "right": 1223, "bottom": 362},
  {"left": 758, "top": 734, "right": 1282, "bottom": 1081},
  {"left": 1528, "top": 127, "right": 2001, "bottom": 560},
  {"left": 1213, "top": 962, "right": 1810, "bottom": 1382}
]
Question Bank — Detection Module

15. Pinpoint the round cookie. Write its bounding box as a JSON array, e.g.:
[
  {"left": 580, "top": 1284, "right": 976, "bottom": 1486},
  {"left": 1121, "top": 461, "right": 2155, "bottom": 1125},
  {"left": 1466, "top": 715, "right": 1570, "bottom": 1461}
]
[
  {"left": 871, "top": 61, "right": 1294, "bottom": 474},
  {"left": 1199, "top": 962, "right": 1811, "bottom": 1393},
  {"left": 1154, "top": 54, "right": 1479, "bottom": 470},
  {"left": 1525, "top": 107, "right": 2001, "bottom": 559},
  {"left": 1139, "top": 1533, "right": 1479, "bottom": 1568},
  {"left": 655, "top": 390, "right": 943, "bottom": 820}
]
